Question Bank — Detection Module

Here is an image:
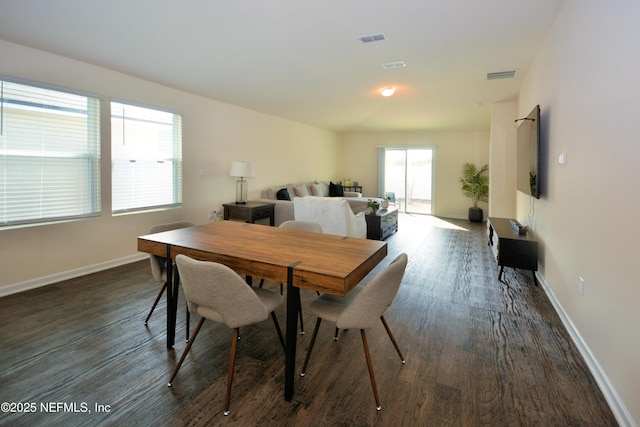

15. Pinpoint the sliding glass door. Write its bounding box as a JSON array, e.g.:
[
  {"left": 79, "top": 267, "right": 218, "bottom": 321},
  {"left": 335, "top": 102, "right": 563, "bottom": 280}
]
[{"left": 383, "top": 148, "right": 433, "bottom": 214}]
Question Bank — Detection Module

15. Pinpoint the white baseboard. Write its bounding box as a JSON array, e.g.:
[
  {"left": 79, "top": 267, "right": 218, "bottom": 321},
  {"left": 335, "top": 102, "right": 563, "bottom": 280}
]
[
  {"left": 536, "top": 272, "right": 636, "bottom": 427},
  {"left": 0, "top": 253, "right": 148, "bottom": 298}
]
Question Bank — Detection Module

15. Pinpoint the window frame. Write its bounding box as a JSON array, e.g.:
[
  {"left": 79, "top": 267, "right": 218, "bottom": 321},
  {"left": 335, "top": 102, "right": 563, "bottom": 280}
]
[
  {"left": 0, "top": 76, "right": 102, "bottom": 229},
  {"left": 110, "top": 99, "right": 183, "bottom": 215}
]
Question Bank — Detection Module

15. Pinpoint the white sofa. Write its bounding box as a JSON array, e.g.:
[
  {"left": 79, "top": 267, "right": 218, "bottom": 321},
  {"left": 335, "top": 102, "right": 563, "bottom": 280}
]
[
  {"left": 293, "top": 196, "right": 366, "bottom": 239},
  {"left": 254, "top": 181, "right": 370, "bottom": 227}
]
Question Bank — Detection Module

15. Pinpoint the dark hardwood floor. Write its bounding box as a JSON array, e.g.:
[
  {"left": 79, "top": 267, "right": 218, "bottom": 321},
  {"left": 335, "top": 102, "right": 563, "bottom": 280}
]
[{"left": 0, "top": 215, "right": 617, "bottom": 426}]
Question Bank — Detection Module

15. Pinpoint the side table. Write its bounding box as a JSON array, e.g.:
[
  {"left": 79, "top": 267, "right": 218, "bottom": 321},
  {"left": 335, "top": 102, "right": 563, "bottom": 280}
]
[
  {"left": 365, "top": 207, "right": 398, "bottom": 240},
  {"left": 223, "top": 201, "right": 275, "bottom": 226}
]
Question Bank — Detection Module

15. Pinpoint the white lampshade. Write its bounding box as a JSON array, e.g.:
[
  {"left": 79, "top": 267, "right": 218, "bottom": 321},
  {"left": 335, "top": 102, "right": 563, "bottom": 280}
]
[{"left": 230, "top": 161, "right": 255, "bottom": 178}]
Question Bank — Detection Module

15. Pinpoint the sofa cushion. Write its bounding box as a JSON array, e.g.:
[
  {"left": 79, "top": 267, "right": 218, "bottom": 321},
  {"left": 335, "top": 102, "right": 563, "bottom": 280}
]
[
  {"left": 265, "top": 188, "right": 279, "bottom": 199},
  {"left": 264, "top": 183, "right": 293, "bottom": 199},
  {"left": 294, "top": 184, "right": 310, "bottom": 197},
  {"left": 286, "top": 185, "right": 296, "bottom": 199},
  {"left": 310, "top": 183, "right": 326, "bottom": 197},
  {"left": 329, "top": 181, "right": 344, "bottom": 197},
  {"left": 276, "top": 188, "right": 291, "bottom": 200},
  {"left": 319, "top": 181, "right": 330, "bottom": 196}
]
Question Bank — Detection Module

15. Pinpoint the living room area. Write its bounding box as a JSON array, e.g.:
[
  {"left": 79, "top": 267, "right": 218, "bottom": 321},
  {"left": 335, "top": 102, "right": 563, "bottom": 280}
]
[{"left": 1, "top": 1, "right": 639, "bottom": 425}]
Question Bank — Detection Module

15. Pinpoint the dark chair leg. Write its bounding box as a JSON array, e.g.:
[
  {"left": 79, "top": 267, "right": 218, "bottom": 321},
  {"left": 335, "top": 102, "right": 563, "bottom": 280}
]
[
  {"left": 145, "top": 282, "right": 167, "bottom": 325},
  {"left": 271, "top": 312, "right": 286, "bottom": 352},
  {"left": 224, "top": 328, "right": 239, "bottom": 416},
  {"left": 380, "top": 316, "right": 405, "bottom": 363},
  {"left": 258, "top": 279, "right": 283, "bottom": 295},
  {"left": 360, "top": 329, "right": 382, "bottom": 411},
  {"left": 185, "top": 305, "right": 190, "bottom": 342},
  {"left": 168, "top": 317, "right": 205, "bottom": 387},
  {"left": 301, "top": 318, "right": 322, "bottom": 376}
]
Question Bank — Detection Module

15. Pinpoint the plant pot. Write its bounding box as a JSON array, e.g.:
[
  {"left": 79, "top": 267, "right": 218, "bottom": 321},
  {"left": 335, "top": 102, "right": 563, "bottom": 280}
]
[
  {"left": 381, "top": 200, "right": 389, "bottom": 208},
  {"left": 468, "top": 207, "right": 483, "bottom": 222}
]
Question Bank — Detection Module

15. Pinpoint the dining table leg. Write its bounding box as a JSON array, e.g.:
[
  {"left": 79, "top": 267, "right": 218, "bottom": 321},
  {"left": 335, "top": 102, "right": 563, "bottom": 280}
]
[
  {"left": 284, "top": 262, "right": 301, "bottom": 401},
  {"left": 165, "top": 245, "right": 176, "bottom": 349}
]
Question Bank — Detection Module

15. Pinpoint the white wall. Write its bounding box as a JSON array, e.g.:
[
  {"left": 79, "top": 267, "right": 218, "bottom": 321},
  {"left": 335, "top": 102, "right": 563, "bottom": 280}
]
[
  {"left": 488, "top": 101, "right": 517, "bottom": 218},
  {"left": 517, "top": 1, "right": 640, "bottom": 424},
  {"left": 0, "top": 40, "right": 339, "bottom": 292},
  {"left": 340, "top": 130, "right": 490, "bottom": 219}
]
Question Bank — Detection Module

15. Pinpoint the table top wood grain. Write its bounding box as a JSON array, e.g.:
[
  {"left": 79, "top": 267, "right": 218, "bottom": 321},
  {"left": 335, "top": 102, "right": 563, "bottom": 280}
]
[{"left": 138, "top": 220, "right": 387, "bottom": 295}]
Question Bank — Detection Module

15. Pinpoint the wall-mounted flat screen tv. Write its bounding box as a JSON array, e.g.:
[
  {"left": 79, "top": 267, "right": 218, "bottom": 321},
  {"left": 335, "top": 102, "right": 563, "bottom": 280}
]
[{"left": 516, "top": 105, "right": 541, "bottom": 199}]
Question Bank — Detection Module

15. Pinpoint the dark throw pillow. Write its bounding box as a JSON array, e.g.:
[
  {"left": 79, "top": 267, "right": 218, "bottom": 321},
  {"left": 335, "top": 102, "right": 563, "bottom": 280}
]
[
  {"left": 329, "top": 181, "right": 344, "bottom": 197},
  {"left": 276, "top": 188, "right": 291, "bottom": 201}
]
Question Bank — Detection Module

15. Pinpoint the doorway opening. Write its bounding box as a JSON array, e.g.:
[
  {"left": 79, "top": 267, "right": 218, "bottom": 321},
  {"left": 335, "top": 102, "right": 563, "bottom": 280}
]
[{"left": 382, "top": 147, "right": 434, "bottom": 215}]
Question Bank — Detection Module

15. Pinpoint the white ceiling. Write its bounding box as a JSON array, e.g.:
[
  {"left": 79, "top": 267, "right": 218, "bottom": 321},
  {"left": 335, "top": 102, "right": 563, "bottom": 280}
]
[{"left": 0, "top": 0, "right": 565, "bottom": 133}]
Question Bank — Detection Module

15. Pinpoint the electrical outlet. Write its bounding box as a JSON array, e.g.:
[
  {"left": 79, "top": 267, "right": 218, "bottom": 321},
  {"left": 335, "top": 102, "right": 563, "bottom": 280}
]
[{"left": 578, "top": 277, "right": 585, "bottom": 296}]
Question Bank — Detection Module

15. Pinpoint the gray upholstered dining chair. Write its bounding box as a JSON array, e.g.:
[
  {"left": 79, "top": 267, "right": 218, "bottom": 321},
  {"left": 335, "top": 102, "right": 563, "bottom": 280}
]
[
  {"left": 145, "top": 221, "right": 195, "bottom": 325},
  {"left": 259, "top": 220, "right": 323, "bottom": 335},
  {"left": 168, "top": 254, "right": 286, "bottom": 416},
  {"left": 300, "top": 253, "right": 408, "bottom": 411}
]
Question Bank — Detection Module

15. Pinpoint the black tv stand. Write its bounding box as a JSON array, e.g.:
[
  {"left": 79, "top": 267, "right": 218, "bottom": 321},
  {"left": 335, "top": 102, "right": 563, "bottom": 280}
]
[{"left": 487, "top": 217, "right": 538, "bottom": 285}]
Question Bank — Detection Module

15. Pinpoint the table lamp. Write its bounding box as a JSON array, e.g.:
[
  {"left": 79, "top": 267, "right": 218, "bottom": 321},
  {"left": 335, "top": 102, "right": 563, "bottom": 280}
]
[{"left": 230, "top": 161, "right": 255, "bottom": 204}]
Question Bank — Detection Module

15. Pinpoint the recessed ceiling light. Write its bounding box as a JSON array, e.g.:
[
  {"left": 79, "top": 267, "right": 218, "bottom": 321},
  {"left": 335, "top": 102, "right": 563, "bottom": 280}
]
[{"left": 380, "top": 87, "right": 395, "bottom": 97}]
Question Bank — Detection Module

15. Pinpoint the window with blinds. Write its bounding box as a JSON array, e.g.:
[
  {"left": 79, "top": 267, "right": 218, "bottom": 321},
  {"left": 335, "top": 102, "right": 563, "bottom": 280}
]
[
  {"left": 111, "top": 101, "right": 182, "bottom": 213},
  {"left": 0, "top": 80, "right": 101, "bottom": 227}
]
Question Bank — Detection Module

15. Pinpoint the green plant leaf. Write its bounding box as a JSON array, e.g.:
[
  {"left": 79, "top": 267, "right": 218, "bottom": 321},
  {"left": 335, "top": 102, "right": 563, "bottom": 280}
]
[{"left": 459, "top": 163, "right": 489, "bottom": 208}]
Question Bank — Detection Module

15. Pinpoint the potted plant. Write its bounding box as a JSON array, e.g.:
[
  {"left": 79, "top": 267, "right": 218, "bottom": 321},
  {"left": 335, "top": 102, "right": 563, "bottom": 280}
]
[
  {"left": 367, "top": 199, "right": 380, "bottom": 214},
  {"left": 381, "top": 194, "right": 390, "bottom": 209},
  {"left": 459, "top": 162, "right": 489, "bottom": 222}
]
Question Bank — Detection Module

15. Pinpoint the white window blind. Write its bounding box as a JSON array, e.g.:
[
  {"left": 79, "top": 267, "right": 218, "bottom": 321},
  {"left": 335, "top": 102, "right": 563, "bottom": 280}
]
[
  {"left": 111, "top": 102, "right": 182, "bottom": 213},
  {"left": 0, "top": 80, "right": 101, "bottom": 227}
]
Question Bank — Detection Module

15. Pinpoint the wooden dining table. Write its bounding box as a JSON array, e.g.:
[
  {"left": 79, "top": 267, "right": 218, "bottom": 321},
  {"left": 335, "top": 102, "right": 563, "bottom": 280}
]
[{"left": 137, "top": 220, "right": 387, "bottom": 401}]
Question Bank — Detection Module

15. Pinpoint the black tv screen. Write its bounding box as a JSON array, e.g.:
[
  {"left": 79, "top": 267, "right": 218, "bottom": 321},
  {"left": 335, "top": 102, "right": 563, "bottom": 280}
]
[{"left": 516, "top": 105, "right": 541, "bottom": 198}]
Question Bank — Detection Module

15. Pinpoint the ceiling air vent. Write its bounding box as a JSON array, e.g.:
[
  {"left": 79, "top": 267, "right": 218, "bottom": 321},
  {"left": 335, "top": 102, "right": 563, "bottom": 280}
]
[
  {"left": 382, "top": 61, "right": 406, "bottom": 69},
  {"left": 486, "top": 70, "right": 518, "bottom": 80},
  {"left": 359, "top": 33, "right": 387, "bottom": 43}
]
